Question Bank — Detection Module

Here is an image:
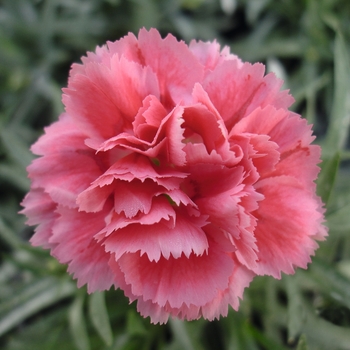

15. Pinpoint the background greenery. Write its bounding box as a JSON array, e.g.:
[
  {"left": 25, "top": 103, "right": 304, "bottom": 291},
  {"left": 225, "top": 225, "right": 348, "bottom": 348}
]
[{"left": 0, "top": 0, "right": 349, "bottom": 349}]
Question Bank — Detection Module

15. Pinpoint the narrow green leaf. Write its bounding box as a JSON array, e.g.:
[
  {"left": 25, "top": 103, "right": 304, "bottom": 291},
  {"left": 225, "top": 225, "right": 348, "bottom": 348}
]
[
  {"left": 0, "top": 127, "right": 34, "bottom": 169},
  {"left": 0, "top": 278, "right": 75, "bottom": 337},
  {"left": 286, "top": 276, "right": 305, "bottom": 344},
  {"left": 327, "top": 203, "right": 350, "bottom": 236},
  {"left": 309, "top": 259, "right": 350, "bottom": 310},
  {"left": 0, "top": 163, "right": 30, "bottom": 191},
  {"left": 88, "top": 291, "right": 113, "bottom": 346},
  {"left": 324, "top": 31, "right": 350, "bottom": 151},
  {"left": 68, "top": 295, "right": 90, "bottom": 350},
  {"left": 316, "top": 152, "right": 340, "bottom": 205},
  {"left": 296, "top": 334, "right": 309, "bottom": 350},
  {"left": 169, "top": 319, "right": 196, "bottom": 350},
  {"left": 126, "top": 310, "right": 147, "bottom": 337},
  {"left": 303, "top": 304, "right": 350, "bottom": 350},
  {"left": 0, "top": 216, "right": 23, "bottom": 250}
]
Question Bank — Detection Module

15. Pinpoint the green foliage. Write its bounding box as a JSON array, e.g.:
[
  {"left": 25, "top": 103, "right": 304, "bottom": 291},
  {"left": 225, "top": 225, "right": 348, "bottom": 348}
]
[{"left": 1, "top": 0, "right": 350, "bottom": 349}]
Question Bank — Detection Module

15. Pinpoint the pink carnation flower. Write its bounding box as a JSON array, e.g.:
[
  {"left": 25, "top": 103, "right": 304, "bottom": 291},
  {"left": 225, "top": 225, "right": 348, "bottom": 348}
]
[{"left": 21, "top": 28, "right": 327, "bottom": 323}]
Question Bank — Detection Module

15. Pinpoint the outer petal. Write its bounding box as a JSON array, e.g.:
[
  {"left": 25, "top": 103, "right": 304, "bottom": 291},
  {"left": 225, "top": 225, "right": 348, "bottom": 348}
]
[
  {"left": 138, "top": 28, "right": 204, "bottom": 107},
  {"left": 50, "top": 206, "right": 115, "bottom": 293},
  {"left": 63, "top": 54, "right": 159, "bottom": 140},
  {"left": 114, "top": 243, "right": 233, "bottom": 309},
  {"left": 201, "top": 255, "right": 255, "bottom": 320},
  {"left": 253, "top": 176, "right": 326, "bottom": 277},
  {"left": 31, "top": 113, "right": 89, "bottom": 156},
  {"left": 203, "top": 61, "right": 294, "bottom": 131},
  {"left": 189, "top": 39, "right": 242, "bottom": 71},
  {"left": 20, "top": 189, "right": 58, "bottom": 249},
  {"left": 28, "top": 152, "right": 102, "bottom": 208},
  {"left": 231, "top": 106, "right": 316, "bottom": 154}
]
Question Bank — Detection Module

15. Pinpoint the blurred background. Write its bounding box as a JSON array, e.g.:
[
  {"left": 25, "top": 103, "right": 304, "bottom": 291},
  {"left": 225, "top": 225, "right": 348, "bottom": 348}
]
[{"left": 0, "top": 0, "right": 350, "bottom": 349}]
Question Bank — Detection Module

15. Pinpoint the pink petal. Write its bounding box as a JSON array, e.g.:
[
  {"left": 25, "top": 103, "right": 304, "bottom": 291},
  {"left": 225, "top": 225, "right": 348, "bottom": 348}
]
[
  {"left": 230, "top": 132, "right": 280, "bottom": 177},
  {"left": 231, "top": 106, "right": 315, "bottom": 154},
  {"left": 189, "top": 39, "right": 241, "bottom": 72},
  {"left": 20, "top": 189, "right": 58, "bottom": 249},
  {"left": 63, "top": 55, "right": 159, "bottom": 140},
  {"left": 77, "top": 154, "right": 188, "bottom": 213},
  {"left": 28, "top": 152, "right": 102, "bottom": 208},
  {"left": 104, "top": 204, "right": 208, "bottom": 262},
  {"left": 270, "top": 144, "right": 321, "bottom": 188},
  {"left": 113, "top": 243, "right": 233, "bottom": 309},
  {"left": 201, "top": 256, "right": 255, "bottom": 320},
  {"left": 138, "top": 28, "right": 204, "bottom": 107},
  {"left": 97, "top": 105, "right": 187, "bottom": 166},
  {"left": 133, "top": 95, "right": 168, "bottom": 142},
  {"left": 182, "top": 155, "right": 245, "bottom": 197},
  {"left": 253, "top": 176, "right": 326, "bottom": 277},
  {"left": 203, "top": 61, "right": 294, "bottom": 131},
  {"left": 182, "top": 104, "right": 226, "bottom": 154},
  {"left": 107, "top": 32, "right": 144, "bottom": 65},
  {"left": 31, "top": 113, "right": 89, "bottom": 156},
  {"left": 50, "top": 206, "right": 115, "bottom": 293}
]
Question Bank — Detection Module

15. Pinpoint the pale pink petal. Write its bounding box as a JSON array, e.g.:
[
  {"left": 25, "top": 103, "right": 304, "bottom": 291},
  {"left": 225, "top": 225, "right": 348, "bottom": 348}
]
[{"left": 189, "top": 39, "right": 242, "bottom": 72}]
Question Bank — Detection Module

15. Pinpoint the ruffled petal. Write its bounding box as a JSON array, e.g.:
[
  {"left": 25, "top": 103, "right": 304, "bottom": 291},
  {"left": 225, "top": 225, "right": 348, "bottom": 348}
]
[
  {"left": 113, "top": 242, "right": 233, "bottom": 309},
  {"left": 20, "top": 189, "right": 58, "bottom": 249},
  {"left": 103, "top": 203, "right": 208, "bottom": 261},
  {"left": 50, "top": 206, "right": 115, "bottom": 293},
  {"left": 203, "top": 62, "right": 294, "bottom": 131},
  {"left": 138, "top": 28, "right": 204, "bottom": 107},
  {"left": 253, "top": 176, "right": 326, "bottom": 277}
]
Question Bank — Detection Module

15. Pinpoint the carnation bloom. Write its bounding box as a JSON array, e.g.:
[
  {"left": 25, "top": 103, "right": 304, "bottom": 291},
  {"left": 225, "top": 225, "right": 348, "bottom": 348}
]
[{"left": 21, "top": 28, "right": 327, "bottom": 323}]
